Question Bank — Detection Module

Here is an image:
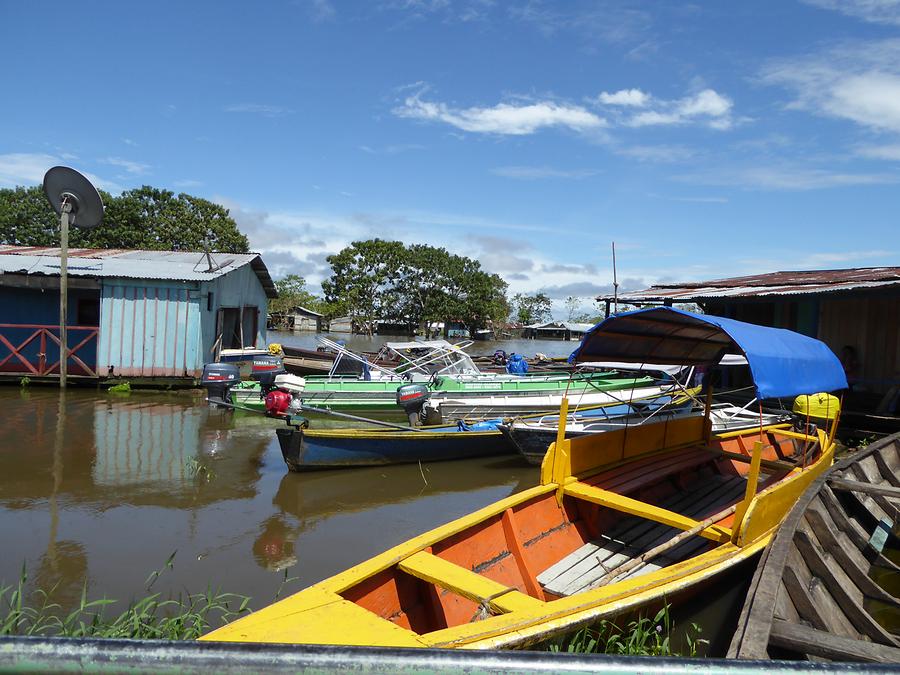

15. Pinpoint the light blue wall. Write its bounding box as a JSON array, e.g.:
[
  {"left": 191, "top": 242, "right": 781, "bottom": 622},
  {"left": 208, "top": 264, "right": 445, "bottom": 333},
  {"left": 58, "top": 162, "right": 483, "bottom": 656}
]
[{"left": 97, "top": 279, "right": 202, "bottom": 377}]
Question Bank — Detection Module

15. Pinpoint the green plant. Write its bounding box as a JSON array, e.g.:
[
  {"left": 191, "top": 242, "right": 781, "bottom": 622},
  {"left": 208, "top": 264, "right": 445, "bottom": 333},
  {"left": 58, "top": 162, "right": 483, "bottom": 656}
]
[
  {"left": 186, "top": 458, "right": 215, "bottom": 482},
  {"left": 0, "top": 555, "right": 249, "bottom": 640},
  {"left": 546, "top": 606, "right": 706, "bottom": 656},
  {"left": 108, "top": 382, "right": 131, "bottom": 393},
  {"left": 18, "top": 376, "right": 30, "bottom": 388}
]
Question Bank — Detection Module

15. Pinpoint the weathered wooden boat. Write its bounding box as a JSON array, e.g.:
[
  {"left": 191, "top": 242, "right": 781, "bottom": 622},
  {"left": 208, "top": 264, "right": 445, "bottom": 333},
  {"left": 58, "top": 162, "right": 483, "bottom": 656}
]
[
  {"left": 500, "top": 402, "right": 792, "bottom": 466},
  {"left": 275, "top": 392, "right": 686, "bottom": 471},
  {"left": 727, "top": 430, "right": 900, "bottom": 663},
  {"left": 202, "top": 308, "right": 847, "bottom": 649}
]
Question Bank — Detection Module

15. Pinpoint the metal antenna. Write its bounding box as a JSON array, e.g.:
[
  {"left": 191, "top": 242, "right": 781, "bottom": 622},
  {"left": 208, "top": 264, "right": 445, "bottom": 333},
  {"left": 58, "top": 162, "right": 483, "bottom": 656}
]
[
  {"left": 43, "top": 167, "right": 104, "bottom": 388},
  {"left": 612, "top": 241, "right": 619, "bottom": 315}
]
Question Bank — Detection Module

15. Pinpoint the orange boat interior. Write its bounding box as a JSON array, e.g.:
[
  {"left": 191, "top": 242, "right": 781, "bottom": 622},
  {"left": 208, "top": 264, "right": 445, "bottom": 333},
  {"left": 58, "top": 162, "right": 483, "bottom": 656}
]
[{"left": 341, "top": 423, "right": 822, "bottom": 636}]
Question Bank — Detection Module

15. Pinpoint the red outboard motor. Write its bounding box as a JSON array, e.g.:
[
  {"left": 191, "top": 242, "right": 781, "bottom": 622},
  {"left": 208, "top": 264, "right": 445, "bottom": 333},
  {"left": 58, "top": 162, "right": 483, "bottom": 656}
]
[{"left": 396, "top": 383, "right": 430, "bottom": 427}]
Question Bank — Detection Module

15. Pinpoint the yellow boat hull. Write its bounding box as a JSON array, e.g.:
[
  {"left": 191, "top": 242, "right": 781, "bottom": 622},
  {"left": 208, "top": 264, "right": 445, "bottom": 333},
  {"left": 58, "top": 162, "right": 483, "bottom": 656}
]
[{"left": 203, "top": 417, "right": 833, "bottom": 649}]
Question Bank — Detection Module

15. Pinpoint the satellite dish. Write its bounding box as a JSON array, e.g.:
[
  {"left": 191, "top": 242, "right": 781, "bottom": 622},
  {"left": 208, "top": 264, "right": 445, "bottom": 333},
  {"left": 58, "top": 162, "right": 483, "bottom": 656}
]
[{"left": 43, "top": 166, "right": 104, "bottom": 229}]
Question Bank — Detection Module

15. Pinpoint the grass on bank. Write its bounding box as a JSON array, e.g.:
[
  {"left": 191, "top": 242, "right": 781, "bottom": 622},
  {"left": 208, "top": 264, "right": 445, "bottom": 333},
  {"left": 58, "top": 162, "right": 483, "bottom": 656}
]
[
  {"left": 545, "top": 606, "right": 707, "bottom": 656},
  {"left": 3, "top": 556, "right": 705, "bottom": 654},
  {"left": 0, "top": 554, "right": 250, "bottom": 640}
]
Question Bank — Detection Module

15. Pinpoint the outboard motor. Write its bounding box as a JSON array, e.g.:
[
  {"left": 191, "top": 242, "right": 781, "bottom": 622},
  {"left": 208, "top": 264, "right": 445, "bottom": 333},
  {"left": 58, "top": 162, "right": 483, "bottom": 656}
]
[
  {"left": 251, "top": 355, "right": 286, "bottom": 394},
  {"left": 396, "top": 383, "right": 430, "bottom": 427},
  {"left": 200, "top": 363, "right": 241, "bottom": 405}
]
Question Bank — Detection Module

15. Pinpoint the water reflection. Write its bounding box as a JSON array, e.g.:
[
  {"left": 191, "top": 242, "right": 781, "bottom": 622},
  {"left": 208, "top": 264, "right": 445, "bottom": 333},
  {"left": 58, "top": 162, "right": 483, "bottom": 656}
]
[
  {"left": 0, "top": 388, "right": 539, "bottom": 613},
  {"left": 252, "top": 458, "right": 536, "bottom": 573}
]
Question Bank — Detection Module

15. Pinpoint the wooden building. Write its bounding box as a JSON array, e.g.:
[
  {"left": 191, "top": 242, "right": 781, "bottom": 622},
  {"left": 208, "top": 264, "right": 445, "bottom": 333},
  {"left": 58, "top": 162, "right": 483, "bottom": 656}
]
[
  {"left": 0, "top": 246, "right": 276, "bottom": 384},
  {"left": 598, "top": 267, "right": 900, "bottom": 396},
  {"left": 523, "top": 321, "right": 593, "bottom": 341}
]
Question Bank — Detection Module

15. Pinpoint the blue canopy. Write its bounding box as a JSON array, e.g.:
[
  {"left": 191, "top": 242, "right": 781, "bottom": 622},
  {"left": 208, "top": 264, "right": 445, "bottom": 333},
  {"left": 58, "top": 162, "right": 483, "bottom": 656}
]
[{"left": 568, "top": 307, "right": 847, "bottom": 400}]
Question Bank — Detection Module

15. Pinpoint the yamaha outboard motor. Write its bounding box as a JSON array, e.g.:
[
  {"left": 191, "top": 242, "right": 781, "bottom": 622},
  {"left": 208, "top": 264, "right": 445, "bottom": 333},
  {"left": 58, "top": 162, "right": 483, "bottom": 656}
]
[
  {"left": 396, "top": 383, "right": 430, "bottom": 427},
  {"left": 251, "top": 355, "right": 286, "bottom": 394},
  {"left": 200, "top": 363, "right": 240, "bottom": 405}
]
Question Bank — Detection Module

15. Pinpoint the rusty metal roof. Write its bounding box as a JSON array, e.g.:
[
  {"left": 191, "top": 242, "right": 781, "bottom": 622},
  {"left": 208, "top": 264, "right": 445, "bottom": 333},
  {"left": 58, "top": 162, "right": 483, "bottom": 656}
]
[
  {"left": 0, "top": 245, "right": 277, "bottom": 298},
  {"left": 598, "top": 266, "right": 900, "bottom": 303}
]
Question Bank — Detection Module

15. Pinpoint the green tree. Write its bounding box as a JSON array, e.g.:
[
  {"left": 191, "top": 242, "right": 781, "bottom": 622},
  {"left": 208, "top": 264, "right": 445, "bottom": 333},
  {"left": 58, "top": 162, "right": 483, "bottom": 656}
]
[
  {"left": 269, "top": 274, "right": 322, "bottom": 315},
  {"left": 322, "top": 239, "right": 508, "bottom": 335},
  {"left": 564, "top": 296, "right": 582, "bottom": 321},
  {"left": 321, "top": 239, "right": 406, "bottom": 335},
  {"left": 512, "top": 292, "right": 552, "bottom": 324},
  {"left": 0, "top": 185, "right": 249, "bottom": 253}
]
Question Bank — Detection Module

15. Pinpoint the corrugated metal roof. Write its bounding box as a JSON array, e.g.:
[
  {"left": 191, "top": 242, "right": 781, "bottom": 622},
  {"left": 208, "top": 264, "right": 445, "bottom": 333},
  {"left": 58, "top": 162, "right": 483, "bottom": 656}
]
[
  {"left": 597, "top": 266, "right": 900, "bottom": 303},
  {"left": 0, "top": 245, "right": 277, "bottom": 298}
]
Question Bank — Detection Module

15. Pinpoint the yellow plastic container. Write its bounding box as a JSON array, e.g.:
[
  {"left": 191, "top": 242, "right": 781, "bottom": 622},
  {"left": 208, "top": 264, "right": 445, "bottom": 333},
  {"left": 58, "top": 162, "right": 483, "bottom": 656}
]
[{"left": 792, "top": 393, "right": 841, "bottom": 421}]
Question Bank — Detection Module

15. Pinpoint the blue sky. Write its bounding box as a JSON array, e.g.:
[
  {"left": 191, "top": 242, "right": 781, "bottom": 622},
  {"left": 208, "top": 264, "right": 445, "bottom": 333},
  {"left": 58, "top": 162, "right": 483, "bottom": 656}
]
[{"left": 2, "top": 0, "right": 899, "bottom": 316}]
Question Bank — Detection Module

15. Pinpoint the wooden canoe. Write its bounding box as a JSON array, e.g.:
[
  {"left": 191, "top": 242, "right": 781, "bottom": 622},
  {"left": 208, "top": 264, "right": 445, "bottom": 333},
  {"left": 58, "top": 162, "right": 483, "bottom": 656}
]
[
  {"left": 727, "top": 431, "right": 900, "bottom": 663},
  {"left": 203, "top": 416, "right": 836, "bottom": 648}
]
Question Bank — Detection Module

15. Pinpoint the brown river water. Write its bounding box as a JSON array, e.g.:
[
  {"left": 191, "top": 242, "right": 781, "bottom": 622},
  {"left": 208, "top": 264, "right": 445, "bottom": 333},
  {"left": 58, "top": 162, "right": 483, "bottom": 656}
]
[
  {"left": 0, "top": 334, "right": 757, "bottom": 654},
  {"left": 0, "top": 387, "right": 539, "bottom": 618}
]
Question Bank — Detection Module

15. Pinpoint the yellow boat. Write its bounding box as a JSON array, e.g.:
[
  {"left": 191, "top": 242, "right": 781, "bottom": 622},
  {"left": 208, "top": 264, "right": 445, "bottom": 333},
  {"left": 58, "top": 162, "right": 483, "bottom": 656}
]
[{"left": 202, "top": 308, "right": 847, "bottom": 649}]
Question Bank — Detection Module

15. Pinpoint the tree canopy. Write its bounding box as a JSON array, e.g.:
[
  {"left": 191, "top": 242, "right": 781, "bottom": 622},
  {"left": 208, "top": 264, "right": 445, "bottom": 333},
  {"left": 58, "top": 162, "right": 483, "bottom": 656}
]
[
  {"left": 512, "top": 292, "right": 552, "bottom": 324},
  {"left": 0, "top": 185, "right": 249, "bottom": 253},
  {"left": 322, "top": 239, "right": 508, "bottom": 335}
]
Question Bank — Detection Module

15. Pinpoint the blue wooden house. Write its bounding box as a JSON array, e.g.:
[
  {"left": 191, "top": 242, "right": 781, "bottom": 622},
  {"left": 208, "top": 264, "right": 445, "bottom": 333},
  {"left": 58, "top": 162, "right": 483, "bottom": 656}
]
[{"left": 0, "top": 246, "right": 276, "bottom": 383}]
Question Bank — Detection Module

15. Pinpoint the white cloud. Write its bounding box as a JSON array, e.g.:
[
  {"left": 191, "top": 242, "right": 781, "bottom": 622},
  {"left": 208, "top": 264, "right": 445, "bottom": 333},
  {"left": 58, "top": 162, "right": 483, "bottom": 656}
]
[
  {"left": 224, "top": 103, "right": 294, "bottom": 117},
  {"left": 394, "top": 93, "right": 606, "bottom": 135},
  {"left": 101, "top": 157, "right": 151, "bottom": 175},
  {"left": 627, "top": 89, "right": 733, "bottom": 129},
  {"left": 801, "top": 0, "right": 900, "bottom": 25},
  {"left": 491, "top": 166, "right": 598, "bottom": 179},
  {"left": 856, "top": 143, "right": 900, "bottom": 160},
  {"left": 676, "top": 165, "right": 900, "bottom": 190},
  {"left": 615, "top": 144, "right": 695, "bottom": 163},
  {"left": 597, "top": 88, "right": 649, "bottom": 106},
  {"left": 761, "top": 39, "right": 900, "bottom": 134},
  {"left": 174, "top": 179, "right": 204, "bottom": 188},
  {"left": 0, "top": 153, "right": 122, "bottom": 193}
]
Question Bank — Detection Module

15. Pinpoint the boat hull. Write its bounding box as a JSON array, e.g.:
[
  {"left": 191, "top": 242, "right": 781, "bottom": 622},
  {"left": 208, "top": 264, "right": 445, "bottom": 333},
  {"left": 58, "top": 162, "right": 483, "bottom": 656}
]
[
  {"left": 203, "top": 419, "right": 834, "bottom": 648},
  {"left": 276, "top": 425, "right": 514, "bottom": 470}
]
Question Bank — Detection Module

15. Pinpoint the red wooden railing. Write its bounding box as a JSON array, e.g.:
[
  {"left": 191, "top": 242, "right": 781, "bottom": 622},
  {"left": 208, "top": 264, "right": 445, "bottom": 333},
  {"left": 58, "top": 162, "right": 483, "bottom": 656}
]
[{"left": 0, "top": 324, "right": 99, "bottom": 377}]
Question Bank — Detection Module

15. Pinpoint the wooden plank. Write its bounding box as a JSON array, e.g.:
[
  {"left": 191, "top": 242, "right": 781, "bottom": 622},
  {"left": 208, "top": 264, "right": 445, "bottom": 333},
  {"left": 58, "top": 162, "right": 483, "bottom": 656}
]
[
  {"left": 500, "top": 508, "right": 544, "bottom": 601},
  {"left": 819, "top": 485, "right": 900, "bottom": 573},
  {"left": 783, "top": 546, "right": 859, "bottom": 638},
  {"left": 563, "top": 483, "right": 732, "bottom": 543},
  {"left": 397, "top": 551, "right": 543, "bottom": 614},
  {"left": 712, "top": 448, "right": 798, "bottom": 473},
  {"left": 545, "top": 476, "right": 744, "bottom": 596},
  {"left": 873, "top": 451, "right": 900, "bottom": 488},
  {"left": 540, "top": 473, "right": 737, "bottom": 588},
  {"left": 539, "top": 479, "right": 708, "bottom": 590},
  {"left": 829, "top": 476, "right": 900, "bottom": 501},
  {"left": 804, "top": 502, "right": 900, "bottom": 608},
  {"left": 793, "top": 526, "right": 900, "bottom": 646},
  {"left": 769, "top": 619, "right": 900, "bottom": 663}
]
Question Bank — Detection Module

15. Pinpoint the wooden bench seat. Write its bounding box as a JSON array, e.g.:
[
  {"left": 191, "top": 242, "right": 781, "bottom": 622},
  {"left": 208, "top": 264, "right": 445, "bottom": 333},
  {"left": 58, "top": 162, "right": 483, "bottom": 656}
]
[{"left": 540, "top": 475, "right": 747, "bottom": 597}]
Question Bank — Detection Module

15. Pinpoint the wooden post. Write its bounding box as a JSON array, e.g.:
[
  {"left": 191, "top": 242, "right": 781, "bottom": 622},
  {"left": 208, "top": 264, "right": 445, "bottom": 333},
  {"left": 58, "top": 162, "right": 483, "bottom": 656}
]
[
  {"left": 58, "top": 202, "right": 71, "bottom": 389},
  {"left": 544, "top": 397, "right": 570, "bottom": 501},
  {"left": 732, "top": 440, "right": 764, "bottom": 542},
  {"left": 702, "top": 383, "right": 713, "bottom": 443}
]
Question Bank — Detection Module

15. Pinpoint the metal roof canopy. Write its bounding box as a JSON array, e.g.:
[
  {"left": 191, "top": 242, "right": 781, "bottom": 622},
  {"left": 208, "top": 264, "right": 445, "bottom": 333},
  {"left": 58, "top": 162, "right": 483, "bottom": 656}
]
[
  {"left": 598, "top": 266, "right": 900, "bottom": 303},
  {"left": 0, "top": 245, "right": 277, "bottom": 298},
  {"left": 569, "top": 307, "right": 847, "bottom": 399}
]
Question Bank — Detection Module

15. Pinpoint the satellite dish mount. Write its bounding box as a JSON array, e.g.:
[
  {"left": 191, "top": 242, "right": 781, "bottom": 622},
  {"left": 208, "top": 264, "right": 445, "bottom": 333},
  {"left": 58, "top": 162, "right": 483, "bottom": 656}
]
[{"left": 43, "top": 166, "right": 104, "bottom": 389}]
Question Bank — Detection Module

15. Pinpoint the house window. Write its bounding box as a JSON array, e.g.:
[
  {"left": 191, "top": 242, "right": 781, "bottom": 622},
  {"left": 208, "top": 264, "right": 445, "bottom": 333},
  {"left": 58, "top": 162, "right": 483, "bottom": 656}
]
[
  {"left": 216, "top": 306, "right": 259, "bottom": 350},
  {"left": 77, "top": 298, "right": 100, "bottom": 326}
]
